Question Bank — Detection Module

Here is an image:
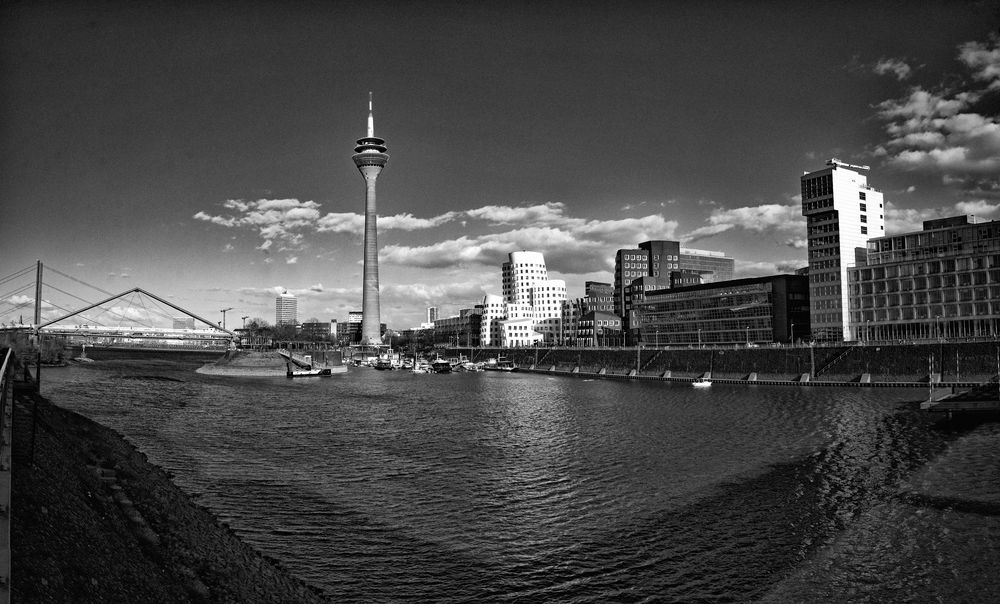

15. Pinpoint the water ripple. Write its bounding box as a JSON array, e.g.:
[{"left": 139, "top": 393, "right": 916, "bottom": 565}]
[{"left": 44, "top": 362, "right": 986, "bottom": 602}]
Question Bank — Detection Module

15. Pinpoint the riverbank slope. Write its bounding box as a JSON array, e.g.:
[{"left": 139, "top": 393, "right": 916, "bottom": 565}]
[{"left": 11, "top": 390, "right": 327, "bottom": 603}]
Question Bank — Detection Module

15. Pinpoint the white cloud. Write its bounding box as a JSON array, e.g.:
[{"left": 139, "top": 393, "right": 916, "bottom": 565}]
[
  {"left": 379, "top": 211, "right": 677, "bottom": 275},
  {"left": 959, "top": 34, "right": 1000, "bottom": 90},
  {"left": 682, "top": 203, "right": 804, "bottom": 243},
  {"left": 734, "top": 260, "right": 802, "bottom": 278},
  {"left": 954, "top": 199, "right": 1000, "bottom": 218},
  {"left": 873, "top": 57, "right": 913, "bottom": 81},
  {"left": 874, "top": 35, "right": 1000, "bottom": 182}
]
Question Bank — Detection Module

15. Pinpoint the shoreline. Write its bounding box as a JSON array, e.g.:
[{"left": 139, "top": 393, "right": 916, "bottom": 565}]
[{"left": 11, "top": 389, "right": 328, "bottom": 603}]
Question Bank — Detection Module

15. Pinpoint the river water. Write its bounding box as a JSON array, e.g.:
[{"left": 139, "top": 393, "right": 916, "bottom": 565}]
[{"left": 43, "top": 359, "right": 999, "bottom": 602}]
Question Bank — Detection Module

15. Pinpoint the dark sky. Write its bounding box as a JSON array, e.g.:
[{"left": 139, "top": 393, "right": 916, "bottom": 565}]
[{"left": 2, "top": 1, "right": 998, "bottom": 327}]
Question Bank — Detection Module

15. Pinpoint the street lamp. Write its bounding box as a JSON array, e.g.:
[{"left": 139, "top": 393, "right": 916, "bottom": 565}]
[
  {"left": 698, "top": 327, "right": 702, "bottom": 349},
  {"left": 790, "top": 322, "right": 795, "bottom": 346},
  {"left": 746, "top": 325, "right": 750, "bottom": 347}
]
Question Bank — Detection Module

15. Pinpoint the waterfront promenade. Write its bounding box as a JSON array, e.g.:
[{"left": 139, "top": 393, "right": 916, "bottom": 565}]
[{"left": 452, "top": 340, "right": 1000, "bottom": 388}]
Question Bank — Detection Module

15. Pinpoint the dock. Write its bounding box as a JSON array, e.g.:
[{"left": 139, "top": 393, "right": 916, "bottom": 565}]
[{"left": 921, "top": 379, "right": 1000, "bottom": 415}]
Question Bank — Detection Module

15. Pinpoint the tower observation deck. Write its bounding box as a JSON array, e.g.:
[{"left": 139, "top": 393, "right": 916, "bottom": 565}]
[{"left": 352, "top": 92, "right": 388, "bottom": 345}]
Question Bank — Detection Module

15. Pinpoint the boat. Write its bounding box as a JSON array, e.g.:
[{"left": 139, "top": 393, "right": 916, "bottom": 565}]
[
  {"left": 430, "top": 357, "right": 452, "bottom": 373},
  {"left": 287, "top": 367, "right": 333, "bottom": 378},
  {"left": 373, "top": 358, "right": 395, "bottom": 370},
  {"left": 484, "top": 356, "right": 517, "bottom": 372},
  {"left": 692, "top": 377, "right": 712, "bottom": 387}
]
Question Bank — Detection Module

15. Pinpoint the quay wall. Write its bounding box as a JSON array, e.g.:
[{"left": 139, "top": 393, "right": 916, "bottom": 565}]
[{"left": 454, "top": 341, "right": 1000, "bottom": 385}]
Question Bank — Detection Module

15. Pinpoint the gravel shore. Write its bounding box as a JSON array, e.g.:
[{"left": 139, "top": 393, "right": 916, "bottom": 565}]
[{"left": 12, "top": 390, "right": 329, "bottom": 603}]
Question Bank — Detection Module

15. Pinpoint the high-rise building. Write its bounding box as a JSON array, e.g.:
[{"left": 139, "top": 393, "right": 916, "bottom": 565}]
[
  {"left": 848, "top": 215, "right": 999, "bottom": 342},
  {"left": 352, "top": 92, "right": 389, "bottom": 345},
  {"left": 275, "top": 291, "right": 297, "bottom": 326},
  {"left": 427, "top": 307, "right": 439, "bottom": 324},
  {"left": 614, "top": 240, "right": 733, "bottom": 338},
  {"left": 800, "top": 158, "right": 886, "bottom": 341}
]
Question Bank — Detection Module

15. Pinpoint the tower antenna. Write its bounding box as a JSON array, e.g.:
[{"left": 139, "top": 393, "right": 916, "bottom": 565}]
[{"left": 367, "top": 91, "right": 374, "bottom": 138}]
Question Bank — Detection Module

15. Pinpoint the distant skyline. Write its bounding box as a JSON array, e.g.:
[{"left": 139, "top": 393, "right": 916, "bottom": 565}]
[{"left": 2, "top": 2, "right": 999, "bottom": 329}]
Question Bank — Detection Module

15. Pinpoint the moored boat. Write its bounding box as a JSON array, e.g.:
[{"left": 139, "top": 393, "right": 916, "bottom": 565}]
[
  {"left": 287, "top": 367, "right": 333, "bottom": 378},
  {"left": 484, "top": 356, "right": 517, "bottom": 372},
  {"left": 430, "top": 357, "right": 452, "bottom": 373}
]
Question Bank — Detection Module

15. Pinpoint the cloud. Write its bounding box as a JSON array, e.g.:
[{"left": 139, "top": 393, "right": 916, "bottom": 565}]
[
  {"left": 379, "top": 213, "right": 677, "bottom": 274},
  {"left": 682, "top": 202, "right": 804, "bottom": 243},
  {"left": 884, "top": 199, "right": 1000, "bottom": 235},
  {"left": 959, "top": 34, "right": 1000, "bottom": 90},
  {"left": 286, "top": 256, "right": 298, "bottom": 264},
  {"left": 954, "top": 199, "right": 1000, "bottom": 217},
  {"left": 734, "top": 260, "right": 803, "bottom": 278},
  {"left": 874, "top": 35, "right": 1000, "bottom": 181},
  {"left": 379, "top": 212, "right": 460, "bottom": 230},
  {"left": 873, "top": 57, "right": 913, "bottom": 81},
  {"left": 785, "top": 238, "right": 808, "bottom": 249},
  {"left": 194, "top": 198, "right": 322, "bottom": 250}
]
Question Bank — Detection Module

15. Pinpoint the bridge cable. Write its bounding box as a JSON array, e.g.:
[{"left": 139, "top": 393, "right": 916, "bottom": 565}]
[
  {"left": 0, "top": 266, "right": 35, "bottom": 287},
  {"left": 43, "top": 284, "right": 157, "bottom": 329},
  {"left": 44, "top": 265, "right": 115, "bottom": 297}
]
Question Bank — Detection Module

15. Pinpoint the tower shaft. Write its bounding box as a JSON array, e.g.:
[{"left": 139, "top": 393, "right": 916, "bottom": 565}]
[{"left": 360, "top": 170, "right": 381, "bottom": 344}]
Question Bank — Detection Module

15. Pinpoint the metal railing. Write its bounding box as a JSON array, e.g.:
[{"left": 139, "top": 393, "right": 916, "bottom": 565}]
[{"left": 0, "top": 347, "right": 13, "bottom": 602}]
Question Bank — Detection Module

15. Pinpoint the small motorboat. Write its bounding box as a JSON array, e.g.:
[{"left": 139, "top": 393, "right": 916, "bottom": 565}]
[
  {"left": 692, "top": 377, "right": 712, "bottom": 388},
  {"left": 287, "top": 367, "right": 333, "bottom": 378}
]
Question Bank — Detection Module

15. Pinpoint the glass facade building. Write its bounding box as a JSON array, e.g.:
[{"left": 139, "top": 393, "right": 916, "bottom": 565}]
[
  {"left": 635, "top": 275, "right": 810, "bottom": 346},
  {"left": 848, "top": 215, "right": 1000, "bottom": 341}
]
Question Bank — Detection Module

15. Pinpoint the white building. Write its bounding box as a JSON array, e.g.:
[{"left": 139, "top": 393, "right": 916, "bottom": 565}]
[
  {"left": 480, "top": 251, "right": 567, "bottom": 346},
  {"left": 801, "top": 159, "right": 885, "bottom": 341},
  {"left": 275, "top": 290, "right": 298, "bottom": 326}
]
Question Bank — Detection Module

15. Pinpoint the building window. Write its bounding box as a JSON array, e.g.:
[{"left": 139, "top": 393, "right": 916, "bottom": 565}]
[
  {"left": 861, "top": 226, "right": 868, "bottom": 234},
  {"left": 859, "top": 192, "right": 866, "bottom": 200},
  {"left": 860, "top": 203, "right": 867, "bottom": 212},
  {"left": 861, "top": 215, "right": 867, "bottom": 223}
]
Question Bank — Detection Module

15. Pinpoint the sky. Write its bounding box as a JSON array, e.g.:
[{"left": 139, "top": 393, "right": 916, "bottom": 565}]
[{"left": 2, "top": 1, "right": 999, "bottom": 330}]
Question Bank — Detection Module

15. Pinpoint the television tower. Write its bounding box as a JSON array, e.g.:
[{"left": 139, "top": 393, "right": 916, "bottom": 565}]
[{"left": 353, "top": 92, "right": 389, "bottom": 345}]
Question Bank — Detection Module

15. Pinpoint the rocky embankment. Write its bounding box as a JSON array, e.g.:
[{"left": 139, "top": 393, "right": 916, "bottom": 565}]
[{"left": 12, "top": 390, "right": 328, "bottom": 603}]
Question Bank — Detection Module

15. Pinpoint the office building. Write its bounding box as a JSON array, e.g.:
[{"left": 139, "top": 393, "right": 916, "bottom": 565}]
[
  {"left": 614, "top": 240, "right": 734, "bottom": 338},
  {"left": 427, "top": 307, "right": 439, "bottom": 324},
  {"left": 275, "top": 291, "right": 297, "bottom": 326},
  {"left": 679, "top": 249, "right": 734, "bottom": 282},
  {"left": 345, "top": 310, "right": 363, "bottom": 344},
  {"left": 300, "top": 320, "right": 337, "bottom": 341},
  {"left": 432, "top": 309, "right": 482, "bottom": 347},
  {"left": 353, "top": 93, "right": 389, "bottom": 345},
  {"left": 800, "top": 158, "right": 886, "bottom": 341},
  {"left": 635, "top": 275, "right": 811, "bottom": 346},
  {"left": 172, "top": 317, "right": 195, "bottom": 330},
  {"left": 561, "top": 282, "right": 617, "bottom": 345},
  {"left": 848, "top": 215, "right": 1000, "bottom": 341},
  {"left": 578, "top": 311, "right": 623, "bottom": 347}
]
